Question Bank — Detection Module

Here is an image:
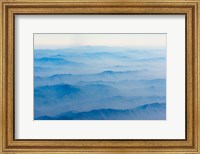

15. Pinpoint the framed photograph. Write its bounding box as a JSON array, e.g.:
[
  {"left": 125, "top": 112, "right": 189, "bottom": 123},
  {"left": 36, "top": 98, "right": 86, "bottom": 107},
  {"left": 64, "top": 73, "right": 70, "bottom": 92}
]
[{"left": 0, "top": 0, "right": 199, "bottom": 153}]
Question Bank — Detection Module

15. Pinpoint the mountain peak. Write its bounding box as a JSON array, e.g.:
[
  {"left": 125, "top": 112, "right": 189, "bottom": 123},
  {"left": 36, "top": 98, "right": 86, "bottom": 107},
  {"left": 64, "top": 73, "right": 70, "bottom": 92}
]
[{"left": 101, "top": 71, "right": 114, "bottom": 74}]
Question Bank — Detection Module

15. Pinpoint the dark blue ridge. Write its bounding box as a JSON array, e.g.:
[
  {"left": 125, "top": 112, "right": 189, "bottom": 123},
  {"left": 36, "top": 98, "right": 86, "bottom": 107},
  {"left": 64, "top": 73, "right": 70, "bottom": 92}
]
[
  {"left": 34, "top": 84, "right": 80, "bottom": 98},
  {"left": 35, "top": 103, "right": 166, "bottom": 120}
]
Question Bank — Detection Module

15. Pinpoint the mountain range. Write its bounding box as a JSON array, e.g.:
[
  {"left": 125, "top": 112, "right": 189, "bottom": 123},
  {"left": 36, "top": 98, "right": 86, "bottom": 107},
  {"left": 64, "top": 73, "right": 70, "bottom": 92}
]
[
  {"left": 35, "top": 103, "right": 166, "bottom": 120},
  {"left": 34, "top": 46, "right": 166, "bottom": 120}
]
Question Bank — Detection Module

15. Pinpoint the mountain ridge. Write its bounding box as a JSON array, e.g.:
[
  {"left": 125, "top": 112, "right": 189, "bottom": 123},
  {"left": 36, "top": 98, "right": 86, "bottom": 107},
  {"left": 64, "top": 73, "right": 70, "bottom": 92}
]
[{"left": 35, "top": 103, "right": 166, "bottom": 120}]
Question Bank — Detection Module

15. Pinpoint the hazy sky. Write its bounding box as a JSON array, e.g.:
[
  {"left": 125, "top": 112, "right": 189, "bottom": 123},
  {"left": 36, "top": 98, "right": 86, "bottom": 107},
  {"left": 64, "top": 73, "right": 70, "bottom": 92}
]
[{"left": 34, "top": 33, "right": 166, "bottom": 49}]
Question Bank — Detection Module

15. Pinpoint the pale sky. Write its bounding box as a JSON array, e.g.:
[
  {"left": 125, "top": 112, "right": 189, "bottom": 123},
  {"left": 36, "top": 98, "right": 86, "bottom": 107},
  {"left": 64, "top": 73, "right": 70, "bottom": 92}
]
[{"left": 34, "top": 33, "right": 166, "bottom": 49}]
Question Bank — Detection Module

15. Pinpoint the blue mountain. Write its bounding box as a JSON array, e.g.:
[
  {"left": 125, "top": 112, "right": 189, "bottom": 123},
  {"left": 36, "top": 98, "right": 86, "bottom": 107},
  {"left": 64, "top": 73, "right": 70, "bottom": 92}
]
[
  {"left": 98, "top": 70, "right": 147, "bottom": 75},
  {"left": 34, "top": 70, "right": 152, "bottom": 87},
  {"left": 136, "top": 57, "right": 166, "bottom": 62},
  {"left": 34, "top": 84, "right": 80, "bottom": 106},
  {"left": 35, "top": 84, "right": 79, "bottom": 95},
  {"left": 34, "top": 83, "right": 119, "bottom": 109},
  {"left": 35, "top": 103, "right": 166, "bottom": 120},
  {"left": 34, "top": 57, "right": 81, "bottom": 66}
]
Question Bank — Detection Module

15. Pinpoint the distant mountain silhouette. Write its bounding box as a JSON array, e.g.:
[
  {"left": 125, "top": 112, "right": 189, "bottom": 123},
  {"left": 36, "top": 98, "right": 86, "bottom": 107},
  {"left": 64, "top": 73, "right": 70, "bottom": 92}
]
[
  {"left": 135, "top": 57, "right": 166, "bottom": 62},
  {"left": 34, "top": 84, "right": 80, "bottom": 106},
  {"left": 35, "top": 103, "right": 166, "bottom": 120},
  {"left": 34, "top": 70, "right": 152, "bottom": 87},
  {"left": 98, "top": 70, "right": 146, "bottom": 75},
  {"left": 34, "top": 83, "right": 119, "bottom": 109},
  {"left": 35, "top": 57, "right": 81, "bottom": 66}
]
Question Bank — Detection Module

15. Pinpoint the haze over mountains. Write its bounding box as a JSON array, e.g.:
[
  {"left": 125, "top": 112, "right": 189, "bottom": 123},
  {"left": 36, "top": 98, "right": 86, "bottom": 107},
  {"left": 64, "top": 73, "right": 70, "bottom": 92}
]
[{"left": 34, "top": 46, "right": 166, "bottom": 120}]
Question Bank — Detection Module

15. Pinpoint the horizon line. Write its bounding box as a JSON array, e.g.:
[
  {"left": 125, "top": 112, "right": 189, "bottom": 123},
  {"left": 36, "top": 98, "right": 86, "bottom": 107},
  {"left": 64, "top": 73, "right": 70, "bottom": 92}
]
[{"left": 34, "top": 45, "right": 166, "bottom": 51}]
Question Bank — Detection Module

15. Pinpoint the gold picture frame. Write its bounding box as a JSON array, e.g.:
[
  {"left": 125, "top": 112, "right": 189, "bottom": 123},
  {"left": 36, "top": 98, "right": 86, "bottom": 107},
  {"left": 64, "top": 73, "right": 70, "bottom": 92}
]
[{"left": 0, "top": 0, "right": 199, "bottom": 153}]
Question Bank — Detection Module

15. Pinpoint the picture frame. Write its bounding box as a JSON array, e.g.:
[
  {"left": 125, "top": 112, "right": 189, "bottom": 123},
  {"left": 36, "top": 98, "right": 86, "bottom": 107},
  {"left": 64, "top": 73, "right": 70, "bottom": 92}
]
[{"left": 0, "top": 0, "right": 199, "bottom": 153}]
